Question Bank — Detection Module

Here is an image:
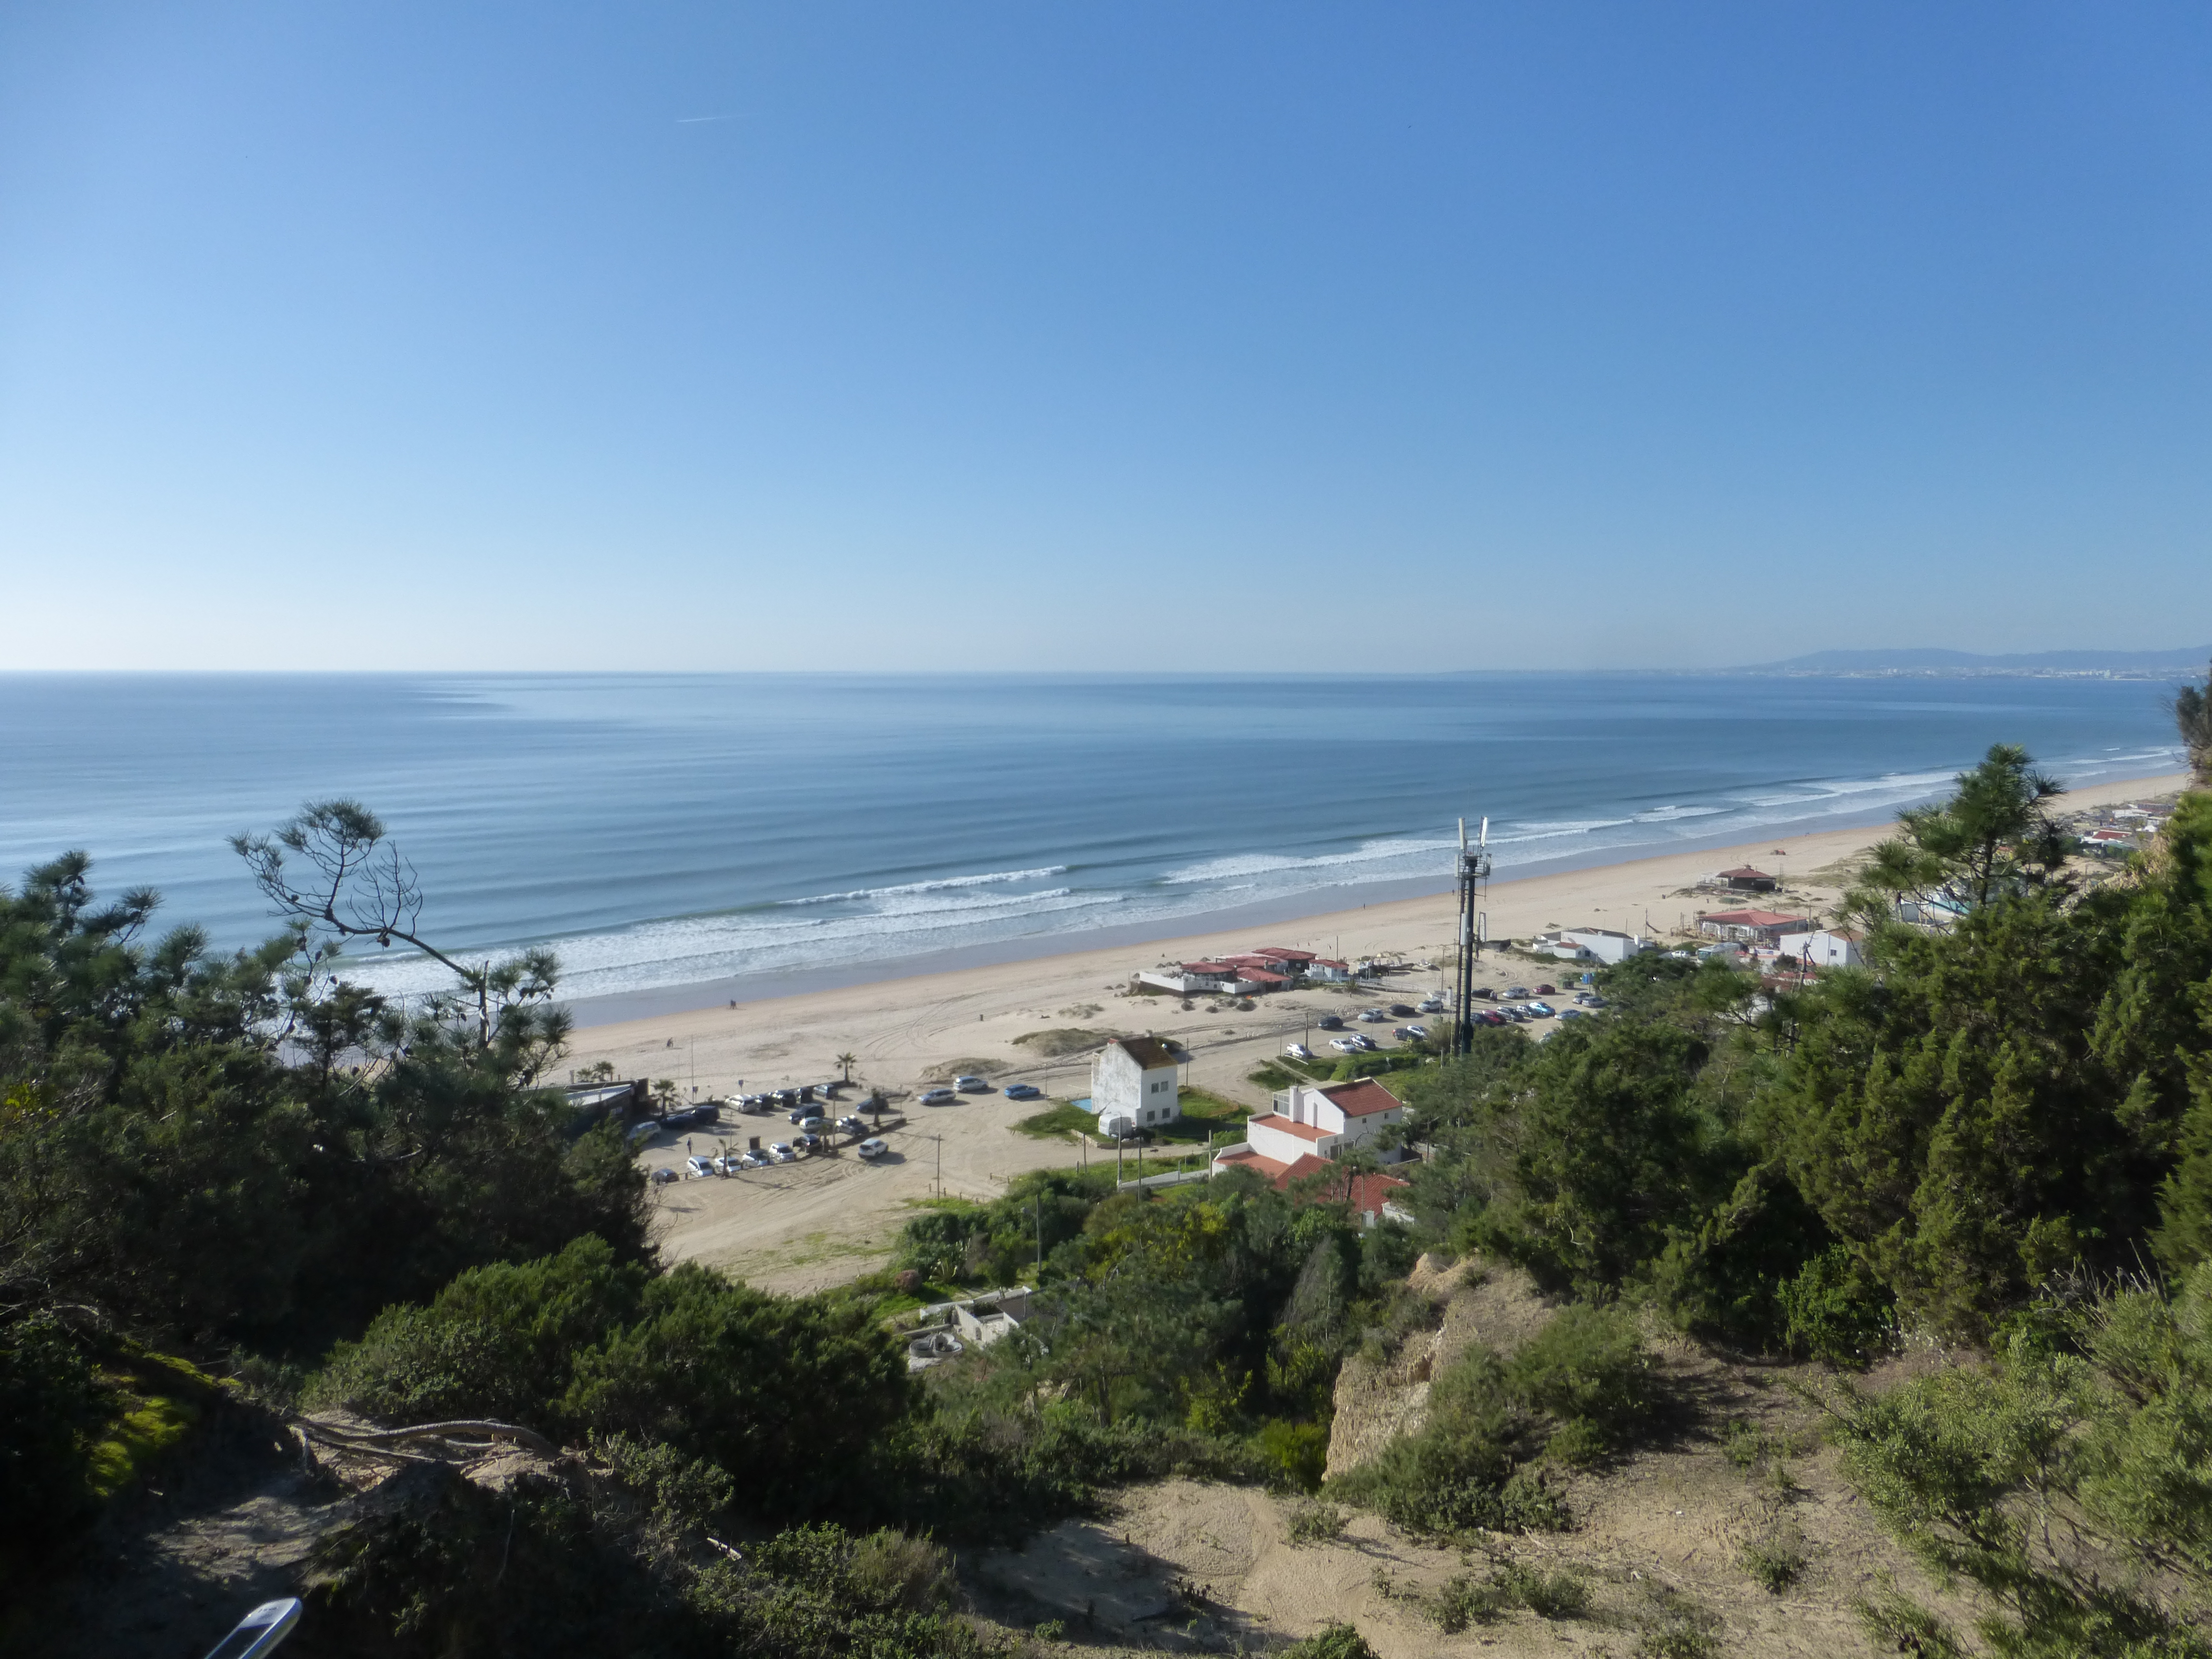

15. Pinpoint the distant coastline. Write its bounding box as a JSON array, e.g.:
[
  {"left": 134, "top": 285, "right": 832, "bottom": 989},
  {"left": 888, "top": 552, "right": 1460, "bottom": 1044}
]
[{"left": 1731, "top": 645, "right": 2212, "bottom": 680}]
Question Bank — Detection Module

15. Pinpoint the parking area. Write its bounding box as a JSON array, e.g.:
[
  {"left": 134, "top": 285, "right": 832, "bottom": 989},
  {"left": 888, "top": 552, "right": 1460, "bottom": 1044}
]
[{"left": 632, "top": 1093, "right": 1097, "bottom": 1294}]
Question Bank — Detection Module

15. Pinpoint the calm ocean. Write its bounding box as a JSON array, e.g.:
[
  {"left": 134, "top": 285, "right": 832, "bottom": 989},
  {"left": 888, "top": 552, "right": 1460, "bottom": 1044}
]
[{"left": 0, "top": 673, "right": 2182, "bottom": 1009}]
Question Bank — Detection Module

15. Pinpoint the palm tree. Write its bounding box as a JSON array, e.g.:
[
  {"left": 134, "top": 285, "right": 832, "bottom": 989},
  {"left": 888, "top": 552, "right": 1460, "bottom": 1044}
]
[
  {"left": 2177, "top": 661, "right": 2212, "bottom": 786},
  {"left": 835, "top": 1051, "right": 857, "bottom": 1083}
]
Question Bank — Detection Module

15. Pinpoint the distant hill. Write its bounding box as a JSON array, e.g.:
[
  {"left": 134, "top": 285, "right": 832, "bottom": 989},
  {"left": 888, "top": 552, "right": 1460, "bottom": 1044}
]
[{"left": 1745, "top": 646, "right": 2212, "bottom": 677}]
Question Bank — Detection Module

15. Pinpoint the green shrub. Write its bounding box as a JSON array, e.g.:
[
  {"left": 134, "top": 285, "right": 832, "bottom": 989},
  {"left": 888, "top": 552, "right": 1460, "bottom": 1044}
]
[
  {"left": 1280, "top": 1623, "right": 1380, "bottom": 1659},
  {"left": 1286, "top": 1501, "right": 1346, "bottom": 1545},
  {"left": 307, "top": 1234, "right": 648, "bottom": 1424},
  {"left": 1738, "top": 1532, "right": 1809, "bottom": 1593},
  {"left": 1778, "top": 1246, "right": 1892, "bottom": 1367},
  {"left": 1506, "top": 1303, "right": 1662, "bottom": 1465},
  {"left": 0, "top": 1313, "right": 109, "bottom": 1558},
  {"left": 1259, "top": 1419, "right": 1331, "bottom": 1493},
  {"left": 1428, "top": 1563, "right": 1586, "bottom": 1630},
  {"left": 1430, "top": 1572, "right": 1508, "bottom": 1632}
]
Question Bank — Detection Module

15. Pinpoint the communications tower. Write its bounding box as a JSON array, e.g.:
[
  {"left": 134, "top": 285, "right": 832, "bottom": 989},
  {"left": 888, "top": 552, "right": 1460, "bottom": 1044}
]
[{"left": 1452, "top": 817, "right": 1491, "bottom": 1057}]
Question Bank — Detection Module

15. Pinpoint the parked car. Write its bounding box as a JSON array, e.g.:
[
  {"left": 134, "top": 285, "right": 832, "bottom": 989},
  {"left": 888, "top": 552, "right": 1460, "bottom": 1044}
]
[
  {"left": 1534, "top": 984, "right": 1557, "bottom": 997},
  {"left": 769, "top": 1142, "right": 797, "bottom": 1163},
  {"left": 919, "top": 1087, "right": 958, "bottom": 1106},
  {"left": 1329, "top": 1037, "right": 1363, "bottom": 1054},
  {"left": 1478, "top": 1010, "right": 1508, "bottom": 1026},
  {"left": 1505, "top": 986, "right": 1532, "bottom": 1000},
  {"left": 1003, "top": 1083, "right": 1042, "bottom": 1100},
  {"left": 1356, "top": 1034, "right": 1380, "bottom": 1050},
  {"left": 684, "top": 1154, "right": 715, "bottom": 1178},
  {"left": 1388, "top": 1003, "right": 1417, "bottom": 1018},
  {"left": 1558, "top": 1009, "right": 1585, "bottom": 1021},
  {"left": 835, "top": 1115, "right": 868, "bottom": 1135},
  {"left": 738, "top": 1149, "right": 769, "bottom": 1169},
  {"left": 856, "top": 1137, "right": 888, "bottom": 1159},
  {"left": 1473, "top": 986, "right": 1497, "bottom": 1000},
  {"left": 1417, "top": 997, "right": 1446, "bottom": 1013},
  {"left": 1284, "top": 1043, "right": 1313, "bottom": 1060},
  {"left": 795, "top": 1132, "right": 824, "bottom": 1154},
  {"left": 1357, "top": 1008, "right": 1388, "bottom": 1022},
  {"left": 1525, "top": 1002, "right": 1556, "bottom": 1019},
  {"left": 649, "top": 1166, "right": 678, "bottom": 1184},
  {"left": 1316, "top": 1013, "right": 1346, "bottom": 1031},
  {"left": 626, "top": 1121, "right": 659, "bottom": 1148},
  {"left": 1402, "top": 1023, "right": 1429, "bottom": 1039},
  {"left": 954, "top": 1075, "right": 991, "bottom": 1093}
]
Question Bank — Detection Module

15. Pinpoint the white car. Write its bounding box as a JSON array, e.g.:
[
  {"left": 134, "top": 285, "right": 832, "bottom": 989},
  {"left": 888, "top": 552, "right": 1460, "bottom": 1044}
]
[
  {"left": 919, "top": 1087, "right": 958, "bottom": 1106},
  {"left": 769, "top": 1142, "right": 797, "bottom": 1164},
  {"left": 1418, "top": 998, "right": 1445, "bottom": 1013},
  {"left": 684, "top": 1155, "right": 715, "bottom": 1178},
  {"left": 738, "top": 1149, "right": 769, "bottom": 1169},
  {"left": 1329, "top": 1037, "right": 1363, "bottom": 1054},
  {"left": 856, "top": 1137, "right": 889, "bottom": 1159},
  {"left": 1284, "top": 1043, "right": 1313, "bottom": 1060}
]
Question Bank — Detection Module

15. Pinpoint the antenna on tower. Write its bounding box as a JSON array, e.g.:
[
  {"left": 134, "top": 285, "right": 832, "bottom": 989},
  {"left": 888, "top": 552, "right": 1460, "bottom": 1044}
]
[{"left": 1453, "top": 813, "right": 1493, "bottom": 1057}]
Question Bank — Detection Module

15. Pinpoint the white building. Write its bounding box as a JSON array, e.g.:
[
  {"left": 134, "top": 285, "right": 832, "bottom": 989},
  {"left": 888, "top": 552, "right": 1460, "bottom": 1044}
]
[
  {"left": 1091, "top": 1035, "right": 1183, "bottom": 1130},
  {"left": 1564, "top": 927, "right": 1651, "bottom": 965},
  {"left": 1239, "top": 1077, "right": 1408, "bottom": 1166},
  {"left": 1774, "top": 928, "right": 1865, "bottom": 970}
]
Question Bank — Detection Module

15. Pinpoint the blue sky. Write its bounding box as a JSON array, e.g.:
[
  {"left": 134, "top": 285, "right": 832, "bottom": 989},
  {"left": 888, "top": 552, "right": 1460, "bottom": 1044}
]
[{"left": 3, "top": 4, "right": 2209, "bottom": 671}]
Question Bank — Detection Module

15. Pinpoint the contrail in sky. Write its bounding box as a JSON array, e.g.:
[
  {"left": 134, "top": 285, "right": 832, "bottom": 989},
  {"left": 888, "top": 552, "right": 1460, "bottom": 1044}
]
[{"left": 676, "top": 114, "right": 745, "bottom": 124}]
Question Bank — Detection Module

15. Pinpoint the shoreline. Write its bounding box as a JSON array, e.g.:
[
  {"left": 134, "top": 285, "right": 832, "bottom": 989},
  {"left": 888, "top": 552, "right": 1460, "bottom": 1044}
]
[
  {"left": 561, "top": 772, "right": 2185, "bottom": 1028},
  {"left": 561, "top": 769, "right": 2186, "bottom": 1293}
]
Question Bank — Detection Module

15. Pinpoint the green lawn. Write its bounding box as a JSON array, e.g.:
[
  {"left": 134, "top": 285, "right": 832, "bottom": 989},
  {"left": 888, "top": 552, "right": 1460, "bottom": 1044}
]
[
  {"left": 1011, "top": 1086, "right": 1252, "bottom": 1146},
  {"left": 1010, "top": 1101, "right": 1097, "bottom": 1139}
]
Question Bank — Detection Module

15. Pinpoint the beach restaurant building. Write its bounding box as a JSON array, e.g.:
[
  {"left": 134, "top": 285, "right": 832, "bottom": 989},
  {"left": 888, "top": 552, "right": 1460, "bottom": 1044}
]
[
  {"left": 1716, "top": 866, "right": 1779, "bottom": 893},
  {"left": 1697, "top": 908, "right": 1809, "bottom": 945}
]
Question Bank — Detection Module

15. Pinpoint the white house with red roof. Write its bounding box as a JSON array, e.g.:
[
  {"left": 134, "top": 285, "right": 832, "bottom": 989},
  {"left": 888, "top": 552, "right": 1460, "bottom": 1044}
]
[
  {"left": 1211, "top": 1074, "right": 1414, "bottom": 1224},
  {"left": 1214, "top": 1075, "right": 1408, "bottom": 1172}
]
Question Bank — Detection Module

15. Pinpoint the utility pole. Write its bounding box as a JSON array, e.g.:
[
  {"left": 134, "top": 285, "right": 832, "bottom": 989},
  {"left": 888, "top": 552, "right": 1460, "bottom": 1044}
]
[
  {"left": 1453, "top": 817, "right": 1492, "bottom": 1058},
  {"left": 1035, "top": 1192, "right": 1043, "bottom": 1275}
]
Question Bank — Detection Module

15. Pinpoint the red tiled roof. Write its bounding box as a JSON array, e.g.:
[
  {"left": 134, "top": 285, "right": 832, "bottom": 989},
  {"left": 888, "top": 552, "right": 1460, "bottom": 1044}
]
[
  {"left": 1717, "top": 866, "right": 1773, "bottom": 879},
  {"left": 1248, "top": 1113, "right": 1331, "bottom": 1142},
  {"left": 1213, "top": 1146, "right": 1412, "bottom": 1217},
  {"left": 1310, "top": 958, "right": 1347, "bottom": 969},
  {"left": 1319, "top": 1078, "right": 1404, "bottom": 1118},
  {"left": 1212, "top": 1146, "right": 1290, "bottom": 1179},
  {"left": 1181, "top": 961, "right": 1233, "bottom": 974},
  {"left": 1240, "top": 969, "right": 1289, "bottom": 986},
  {"left": 1254, "top": 947, "right": 1317, "bottom": 961},
  {"left": 1700, "top": 909, "right": 1804, "bottom": 928}
]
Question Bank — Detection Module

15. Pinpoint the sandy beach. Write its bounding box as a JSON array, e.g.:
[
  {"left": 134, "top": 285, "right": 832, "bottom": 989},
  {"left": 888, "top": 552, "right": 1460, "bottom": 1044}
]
[{"left": 569, "top": 772, "right": 2186, "bottom": 1293}]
